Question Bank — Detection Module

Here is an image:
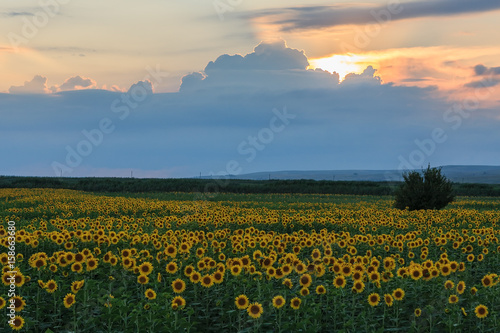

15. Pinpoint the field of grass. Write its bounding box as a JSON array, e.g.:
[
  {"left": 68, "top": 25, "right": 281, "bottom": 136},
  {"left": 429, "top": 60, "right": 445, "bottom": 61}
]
[{"left": 1, "top": 188, "right": 499, "bottom": 332}]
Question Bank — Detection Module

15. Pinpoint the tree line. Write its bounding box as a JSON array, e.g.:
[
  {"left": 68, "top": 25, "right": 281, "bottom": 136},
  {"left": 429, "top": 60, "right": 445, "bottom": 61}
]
[{"left": 0, "top": 176, "right": 499, "bottom": 197}]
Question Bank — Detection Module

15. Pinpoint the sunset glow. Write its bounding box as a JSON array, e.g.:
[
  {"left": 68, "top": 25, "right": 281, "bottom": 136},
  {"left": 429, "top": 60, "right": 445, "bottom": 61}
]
[{"left": 309, "top": 54, "right": 371, "bottom": 81}]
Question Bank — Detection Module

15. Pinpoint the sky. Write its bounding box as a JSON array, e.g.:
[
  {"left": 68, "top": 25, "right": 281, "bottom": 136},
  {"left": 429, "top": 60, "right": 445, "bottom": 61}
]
[{"left": 1, "top": 0, "right": 500, "bottom": 178}]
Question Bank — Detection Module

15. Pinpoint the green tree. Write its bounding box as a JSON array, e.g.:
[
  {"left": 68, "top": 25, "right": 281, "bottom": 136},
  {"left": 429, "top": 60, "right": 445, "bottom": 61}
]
[{"left": 394, "top": 165, "right": 455, "bottom": 210}]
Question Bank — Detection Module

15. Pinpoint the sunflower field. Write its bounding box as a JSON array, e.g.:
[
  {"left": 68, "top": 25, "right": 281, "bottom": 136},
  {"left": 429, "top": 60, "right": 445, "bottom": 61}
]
[{"left": 1, "top": 188, "right": 499, "bottom": 332}]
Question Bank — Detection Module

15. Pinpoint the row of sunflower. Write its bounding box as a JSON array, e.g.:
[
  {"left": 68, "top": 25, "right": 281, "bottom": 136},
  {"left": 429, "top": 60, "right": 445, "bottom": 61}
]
[{"left": 0, "top": 188, "right": 499, "bottom": 331}]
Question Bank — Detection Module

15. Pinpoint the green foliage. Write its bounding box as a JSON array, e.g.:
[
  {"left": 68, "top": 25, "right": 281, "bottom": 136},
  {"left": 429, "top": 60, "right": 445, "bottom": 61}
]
[{"left": 394, "top": 165, "right": 455, "bottom": 210}]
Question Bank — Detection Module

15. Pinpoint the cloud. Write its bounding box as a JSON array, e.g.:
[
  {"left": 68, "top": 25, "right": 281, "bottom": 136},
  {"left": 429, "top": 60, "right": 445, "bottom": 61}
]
[
  {"left": 342, "top": 66, "right": 381, "bottom": 85},
  {"left": 181, "top": 40, "right": 340, "bottom": 92},
  {"left": 464, "top": 79, "right": 500, "bottom": 88},
  {"left": 57, "top": 76, "right": 97, "bottom": 92},
  {"left": 9, "top": 75, "right": 49, "bottom": 94},
  {"left": 205, "top": 39, "right": 309, "bottom": 71},
  {"left": 128, "top": 80, "right": 154, "bottom": 95},
  {"left": 465, "top": 64, "right": 500, "bottom": 88},
  {"left": 474, "top": 64, "right": 500, "bottom": 76},
  {"left": 251, "top": 0, "right": 500, "bottom": 31},
  {"left": 3, "top": 11, "right": 34, "bottom": 17}
]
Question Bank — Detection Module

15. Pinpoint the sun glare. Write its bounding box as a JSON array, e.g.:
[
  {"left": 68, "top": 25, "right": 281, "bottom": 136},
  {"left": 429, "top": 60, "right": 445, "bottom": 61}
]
[{"left": 309, "top": 54, "right": 368, "bottom": 81}]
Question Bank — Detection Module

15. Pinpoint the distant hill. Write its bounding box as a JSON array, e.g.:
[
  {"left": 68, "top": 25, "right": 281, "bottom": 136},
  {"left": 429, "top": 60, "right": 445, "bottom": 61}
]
[{"left": 218, "top": 166, "right": 500, "bottom": 184}]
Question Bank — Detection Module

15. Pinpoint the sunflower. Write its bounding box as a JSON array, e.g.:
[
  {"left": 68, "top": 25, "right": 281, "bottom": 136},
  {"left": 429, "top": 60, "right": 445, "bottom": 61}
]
[
  {"left": 474, "top": 304, "right": 488, "bottom": 319},
  {"left": 157, "top": 273, "right": 162, "bottom": 283},
  {"left": 1, "top": 272, "right": 11, "bottom": 286},
  {"left": 201, "top": 275, "right": 214, "bottom": 288},
  {"left": 166, "top": 262, "right": 178, "bottom": 274},
  {"left": 290, "top": 297, "right": 301, "bottom": 310},
  {"left": 295, "top": 263, "right": 306, "bottom": 274},
  {"left": 352, "top": 271, "right": 363, "bottom": 281},
  {"left": 316, "top": 285, "right": 326, "bottom": 295},
  {"left": 396, "top": 267, "right": 408, "bottom": 278},
  {"left": 253, "top": 250, "right": 263, "bottom": 260},
  {"left": 440, "top": 264, "right": 451, "bottom": 276},
  {"left": 339, "top": 263, "right": 352, "bottom": 276},
  {"left": 369, "top": 271, "right": 380, "bottom": 282},
  {"left": 74, "top": 252, "right": 85, "bottom": 263},
  {"left": 470, "top": 287, "right": 478, "bottom": 295},
  {"left": 63, "top": 293, "right": 76, "bottom": 308},
  {"left": 448, "top": 295, "right": 459, "bottom": 304},
  {"left": 444, "top": 280, "right": 454, "bottom": 290},
  {"left": 86, "top": 258, "right": 99, "bottom": 271},
  {"left": 71, "top": 262, "right": 83, "bottom": 273},
  {"left": 172, "top": 278, "right": 186, "bottom": 294},
  {"left": 12, "top": 271, "right": 25, "bottom": 287},
  {"left": 235, "top": 295, "right": 249, "bottom": 309},
  {"left": 384, "top": 294, "right": 394, "bottom": 307},
  {"left": 300, "top": 287, "right": 310, "bottom": 297},
  {"left": 190, "top": 271, "right": 201, "bottom": 284},
  {"left": 0, "top": 297, "right": 5, "bottom": 309},
  {"left": 430, "top": 268, "right": 440, "bottom": 278},
  {"left": 282, "top": 264, "right": 292, "bottom": 276},
  {"left": 109, "top": 257, "right": 118, "bottom": 266},
  {"left": 456, "top": 281, "right": 466, "bottom": 294},
  {"left": 137, "top": 274, "right": 149, "bottom": 285},
  {"left": 212, "top": 271, "right": 224, "bottom": 284},
  {"left": 392, "top": 288, "right": 405, "bottom": 301},
  {"left": 57, "top": 256, "right": 69, "bottom": 267},
  {"left": 481, "top": 275, "right": 492, "bottom": 288},
  {"left": 65, "top": 252, "right": 75, "bottom": 263},
  {"left": 172, "top": 296, "right": 186, "bottom": 310},
  {"left": 165, "top": 245, "right": 177, "bottom": 258},
  {"left": 266, "top": 267, "right": 276, "bottom": 278},
  {"left": 272, "top": 295, "right": 285, "bottom": 309},
  {"left": 197, "top": 261, "right": 206, "bottom": 271},
  {"left": 414, "top": 308, "right": 422, "bottom": 317},
  {"left": 183, "top": 265, "right": 194, "bottom": 277},
  {"left": 9, "top": 315, "right": 25, "bottom": 331},
  {"left": 145, "top": 288, "right": 156, "bottom": 300},
  {"left": 299, "top": 273, "right": 312, "bottom": 288},
  {"left": 333, "top": 275, "right": 346, "bottom": 289},
  {"left": 230, "top": 265, "right": 242, "bottom": 276},
  {"left": 45, "top": 279, "right": 58, "bottom": 293},
  {"left": 33, "top": 257, "right": 47, "bottom": 269},
  {"left": 247, "top": 303, "right": 263, "bottom": 319},
  {"left": 283, "top": 278, "right": 293, "bottom": 289},
  {"left": 410, "top": 267, "right": 422, "bottom": 280},
  {"left": 10, "top": 296, "right": 26, "bottom": 312},
  {"left": 368, "top": 293, "right": 380, "bottom": 307},
  {"left": 311, "top": 248, "right": 321, "bottom": 261},
  {"left": 71, "top": 281, "right": 83, "bottom": 293},
  {"left": 352, "top": 281, "right": 365, "bottom": 293},
  {"left": 138, "top": 262, "right": 154, "bottom": 276}
]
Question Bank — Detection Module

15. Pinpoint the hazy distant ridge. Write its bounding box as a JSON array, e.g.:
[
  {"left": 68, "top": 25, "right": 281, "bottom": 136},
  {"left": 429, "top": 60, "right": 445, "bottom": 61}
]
[{"left": 215, "top": 166, "right": 500, "bottom": 184}]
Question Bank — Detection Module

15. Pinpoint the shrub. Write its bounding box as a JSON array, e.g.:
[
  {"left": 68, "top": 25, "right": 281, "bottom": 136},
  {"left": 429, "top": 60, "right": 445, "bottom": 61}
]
[{"left": 394, "top": 165, "right": 455, "bottom": 210}]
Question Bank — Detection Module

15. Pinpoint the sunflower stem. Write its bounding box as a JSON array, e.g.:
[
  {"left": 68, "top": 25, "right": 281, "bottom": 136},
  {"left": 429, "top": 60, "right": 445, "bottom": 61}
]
[{"left": 73, "top": 302, "right": 77, "bottom": 333}]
